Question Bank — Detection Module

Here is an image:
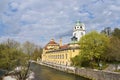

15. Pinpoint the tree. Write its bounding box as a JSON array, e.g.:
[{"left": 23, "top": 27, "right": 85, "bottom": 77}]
[
  {"left": 112, "top": 28, "right": 120, "bottom": 39},
  {"left": 22, "top": 41, "right": 36, "bottom": 55},
  {"left": 4, "top": 39, "right": 20, "bottom": 49},
  {"left": 0, "top": 39, "right": 22, "bottom": 71},
  {"left": 106, "top": 37, "right": 120, "bottom": 62},
  {"left": 71, "top": 55, "right": 81, "bottom": 66},
  {"left": 31, "top": 47, "right": 43, "bottom": 61},
  {"left": 0, "top": 39, "right": 36, "bottom": 80},
  {"left": 78, "top": 31, "right": 109, "bottom": 68},
  {"left": 0, "top": 39, "right": 43, "bottom": 80},
  {"left": 15, "top": 41, "right": 36, "bottom": 80},
  {"left": 105, "top": 28, "right": 120, "bottom": 71}
]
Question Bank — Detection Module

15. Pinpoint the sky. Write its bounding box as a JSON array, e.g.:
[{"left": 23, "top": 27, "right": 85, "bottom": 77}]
[{"left": 0, "top": 0, "right": 120, "bottom": 46}]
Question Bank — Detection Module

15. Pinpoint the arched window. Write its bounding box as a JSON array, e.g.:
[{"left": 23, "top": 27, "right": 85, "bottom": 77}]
[
  {"left": 74, "top": 27, "right": 76, "bottom": 29},
  {"left": 74, "top": 33, "right": 76, "bottom": 36},
  {"left": 80, "top": 26, "right": 82, "bottom": 29},
  {"left": 66, "top": 54, "right": 67, "bottom": 59},
  {"left": 81, "top": 32, "right": 83, "bottom": 35}
]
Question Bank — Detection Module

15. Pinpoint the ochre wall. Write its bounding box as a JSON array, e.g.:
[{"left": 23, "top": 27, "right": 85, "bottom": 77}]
[{"left": 42, "top": 48, "right": 80, "bottom": 66}]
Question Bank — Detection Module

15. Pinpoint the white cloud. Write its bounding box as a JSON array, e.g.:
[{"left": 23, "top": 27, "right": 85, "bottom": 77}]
[{"left": 0, "top": 0, "right": 120, "bottom": 46}]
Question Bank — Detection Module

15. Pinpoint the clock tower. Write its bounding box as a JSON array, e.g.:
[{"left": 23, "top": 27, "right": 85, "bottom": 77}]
[{"left": 72, "top": 21, "right": 86, "bottom": 41}]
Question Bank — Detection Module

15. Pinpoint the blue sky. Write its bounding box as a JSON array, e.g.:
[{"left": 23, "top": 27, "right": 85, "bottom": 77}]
[{"left": 0, "top": 0, "right": 120, "bottom": 46}]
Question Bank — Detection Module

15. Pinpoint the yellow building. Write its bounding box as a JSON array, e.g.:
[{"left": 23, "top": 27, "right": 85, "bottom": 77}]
[{"left": 42, "top": 21, "right": 86, "bottom": 66}]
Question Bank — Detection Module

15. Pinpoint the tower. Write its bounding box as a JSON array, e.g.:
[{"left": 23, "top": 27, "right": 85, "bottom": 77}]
[
  {"left": 59, "top": 38, "right": 62, "bottom": 46},
  {"left": 72, "top": 21, "right": 86, "bottom": 41}
]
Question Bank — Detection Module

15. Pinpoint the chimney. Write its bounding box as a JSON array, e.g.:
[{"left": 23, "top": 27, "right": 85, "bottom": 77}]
[{"left": 59, "top": 38, "right": 62, "bottom": 46}]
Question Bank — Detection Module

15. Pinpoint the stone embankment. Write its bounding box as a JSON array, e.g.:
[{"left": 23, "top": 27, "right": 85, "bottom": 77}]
[
  {"left": 34, "top": 61, "right": 120, "bottom": 80},
  {"left": 75, "top": 68, "right": 120, "bottom": 80}
]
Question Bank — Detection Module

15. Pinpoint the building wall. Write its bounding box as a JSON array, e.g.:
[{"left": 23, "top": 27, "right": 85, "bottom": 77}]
[
  {"left": 42, "top": 48, "right": 80, "bottom": 66},
  {"left": 42, "top": 21, "right": 85, "bottom": 66}
]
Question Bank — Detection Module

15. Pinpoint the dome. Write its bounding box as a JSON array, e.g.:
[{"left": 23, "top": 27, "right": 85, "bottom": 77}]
[
  {"left": 76, "top": 21, "right": 81, "bottom": 26},
  {"left": 74, "top": 21, "right": 85, "bottom": 31}
]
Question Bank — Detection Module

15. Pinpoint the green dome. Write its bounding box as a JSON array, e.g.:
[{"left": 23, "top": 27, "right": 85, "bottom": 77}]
[{"left": 76, "top": 20, "right": 82, "bottom": 26}]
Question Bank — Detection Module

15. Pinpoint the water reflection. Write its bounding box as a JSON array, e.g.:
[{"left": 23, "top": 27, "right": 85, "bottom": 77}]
[{"left": 30, "top": 63, "right": 90, "bottom": 80}]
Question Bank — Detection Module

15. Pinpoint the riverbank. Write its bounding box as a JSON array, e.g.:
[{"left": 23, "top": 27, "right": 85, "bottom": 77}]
[{"left": 34, "top": 61, "right": 120, "bottom": 80}]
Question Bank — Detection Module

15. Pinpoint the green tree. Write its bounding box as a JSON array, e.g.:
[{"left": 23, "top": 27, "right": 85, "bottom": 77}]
[
  {"left": 106, "top": 37, "right": 120, "bottom": 62},
  {"left": 112, "top": 28, "right": 120, "bottom": 39},
  {"left": 105, "top": 28, "right": 120, "bottom": 71},
  {"left": 0, "top": 39, "right": 22, "bottom": 71},
  {"left": 71, "top": 55, "right": 80, "bottom": 66},
  {"left": 78, "top": 31, "right": 109, "bottom": 68},
  {"left": 0, "top": 39, "right": 31, "bottom": 80}
]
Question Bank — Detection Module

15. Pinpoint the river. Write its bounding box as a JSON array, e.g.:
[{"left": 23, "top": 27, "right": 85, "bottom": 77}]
[{"left": 30, "top": 63, "right": 90, "bottom": 80}]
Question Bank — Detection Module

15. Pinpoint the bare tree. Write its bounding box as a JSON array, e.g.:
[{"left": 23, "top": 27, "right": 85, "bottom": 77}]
[{"left": 14, "top": 41, "right": 36, "bottom": 80}]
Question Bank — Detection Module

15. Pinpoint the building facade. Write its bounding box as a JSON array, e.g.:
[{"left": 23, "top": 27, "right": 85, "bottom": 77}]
[{"left": 42, "top": 21, "right": 86, "bottom": 66}]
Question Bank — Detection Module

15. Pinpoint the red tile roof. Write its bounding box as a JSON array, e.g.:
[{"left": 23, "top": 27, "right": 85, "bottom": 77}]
[
  {"left": 60, "top": 44, "right": 68, "bottom": 49},
  {"left": 44, "top": 39, "right": 69, "bottom": 50},
  {"left": 47, "top": 39, "right": 58, "bottom": 45},
  {"left": 44, "top": 39, "right": 59, "bottom": 50}
]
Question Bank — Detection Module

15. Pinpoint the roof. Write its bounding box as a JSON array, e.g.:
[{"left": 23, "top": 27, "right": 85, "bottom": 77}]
[
  {"left": 76, "top": 20, "right": 82, "bottom": 26},
  {"left": 47, "top": 39, "right": 58, "bottom": 45},
  {"left": 44, "top": 39, "right": 59, "bottom": 50},
  {"left": 60, "top": 44, "right": 69, "bottom": 49}
]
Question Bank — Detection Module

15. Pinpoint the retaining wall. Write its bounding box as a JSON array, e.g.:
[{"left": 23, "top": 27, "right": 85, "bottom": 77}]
[
  {"left": 75, "top": 68, "right": 120, "bottom": 80},
  {"left": 36, "top": 62, "right": 120, "bottom": 80}
]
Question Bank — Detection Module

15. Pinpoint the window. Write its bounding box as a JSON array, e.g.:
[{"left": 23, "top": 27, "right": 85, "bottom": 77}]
[
  {"left": 81, "top": 32, "right": 83, "bottom": 35},
  {"left": 73, "top": 49, "right": 75, "bottom": 52},
  {"left": 66, "top": 54, "right": 67, "bottom": 59},
  {"left": 63, "top": 54, "right": 64, "bottom": 59},
  {"left": 60, "top": 55, "right": 61, "bottom": 59},
  {"left": 74, "top": 27, "right": 76, "bottom": 29},
  {"left": 80, "top": 26, "right": 82, "bottom": 28},
  {"left": 74, "top": 33, "right": 76, "bottom": 36}
]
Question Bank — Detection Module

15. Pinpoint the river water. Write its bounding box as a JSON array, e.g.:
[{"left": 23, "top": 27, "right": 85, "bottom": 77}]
[{"left": 30, "top": 63, "right": 90, "bottom": 80}]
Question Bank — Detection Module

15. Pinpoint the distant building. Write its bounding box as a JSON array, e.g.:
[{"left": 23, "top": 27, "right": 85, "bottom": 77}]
[{"left": 42, "top": 21, "right": 86, "bottom": 66}]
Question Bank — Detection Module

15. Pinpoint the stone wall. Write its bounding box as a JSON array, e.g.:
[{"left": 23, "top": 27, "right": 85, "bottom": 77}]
[
  {"left": 38, "top": 62, "right": 120, "bottom": 80},
  {"left": 75, "top": 68, "right": 120, "bottom": 80}
]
